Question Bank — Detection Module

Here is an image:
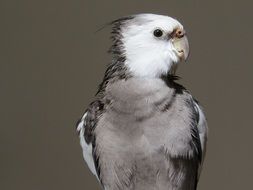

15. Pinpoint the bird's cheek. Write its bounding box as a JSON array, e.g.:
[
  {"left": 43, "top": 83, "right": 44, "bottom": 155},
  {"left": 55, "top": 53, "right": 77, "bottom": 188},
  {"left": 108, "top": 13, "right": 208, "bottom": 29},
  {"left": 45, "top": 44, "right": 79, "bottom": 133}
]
[{"left": 163, "top": 45, "right": 179, "bottom": 63}]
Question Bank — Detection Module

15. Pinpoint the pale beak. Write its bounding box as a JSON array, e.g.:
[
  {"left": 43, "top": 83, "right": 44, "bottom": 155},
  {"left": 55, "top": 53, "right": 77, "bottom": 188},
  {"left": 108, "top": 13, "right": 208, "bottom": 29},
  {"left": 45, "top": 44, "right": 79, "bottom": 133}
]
[{"left": 171, "top": 29, "right": 190, "bottom": 61}]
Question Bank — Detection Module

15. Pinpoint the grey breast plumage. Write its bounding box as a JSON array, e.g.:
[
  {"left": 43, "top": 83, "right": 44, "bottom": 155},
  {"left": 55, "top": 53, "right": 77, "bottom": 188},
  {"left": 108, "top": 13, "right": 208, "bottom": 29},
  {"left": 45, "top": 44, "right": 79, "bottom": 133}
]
[{"left": 77, "top": 75, "right": 208, "bottom": 190}]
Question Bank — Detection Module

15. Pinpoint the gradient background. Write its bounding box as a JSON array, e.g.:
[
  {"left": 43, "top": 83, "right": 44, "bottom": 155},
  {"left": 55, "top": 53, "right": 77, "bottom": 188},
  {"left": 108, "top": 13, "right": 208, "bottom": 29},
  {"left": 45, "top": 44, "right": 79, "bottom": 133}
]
[{"left": 1, "top": 0, "right": 253, "bottom": 190}]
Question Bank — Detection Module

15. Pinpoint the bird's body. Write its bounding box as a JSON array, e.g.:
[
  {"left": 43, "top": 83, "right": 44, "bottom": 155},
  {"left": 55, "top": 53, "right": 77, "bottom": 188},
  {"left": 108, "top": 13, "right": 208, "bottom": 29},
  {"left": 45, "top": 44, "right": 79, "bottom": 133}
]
[{"left": 77, "top": 14, "right": 208, "bottom": 190}]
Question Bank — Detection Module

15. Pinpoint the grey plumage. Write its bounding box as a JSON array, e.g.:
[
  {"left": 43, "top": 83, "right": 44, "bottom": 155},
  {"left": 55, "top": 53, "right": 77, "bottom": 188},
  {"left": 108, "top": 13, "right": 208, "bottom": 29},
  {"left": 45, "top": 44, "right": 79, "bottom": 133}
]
[{"left": 76, "top": 14, "right": 208, "bottom": 190}]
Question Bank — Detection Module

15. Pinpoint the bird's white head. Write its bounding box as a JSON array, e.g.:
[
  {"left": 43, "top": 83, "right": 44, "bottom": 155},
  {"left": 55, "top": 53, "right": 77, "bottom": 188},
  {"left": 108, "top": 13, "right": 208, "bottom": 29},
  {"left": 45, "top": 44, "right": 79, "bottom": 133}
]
[{"left": 110, "top": 14, "right": 189, "bottom": 78}]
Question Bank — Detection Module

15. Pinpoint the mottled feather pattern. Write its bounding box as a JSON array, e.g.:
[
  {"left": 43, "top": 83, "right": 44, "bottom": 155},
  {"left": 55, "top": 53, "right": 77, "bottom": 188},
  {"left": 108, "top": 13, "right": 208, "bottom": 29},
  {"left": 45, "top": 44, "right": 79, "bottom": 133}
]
[{"left": 76, "top": 14, "right": 208, "bottom": 190}]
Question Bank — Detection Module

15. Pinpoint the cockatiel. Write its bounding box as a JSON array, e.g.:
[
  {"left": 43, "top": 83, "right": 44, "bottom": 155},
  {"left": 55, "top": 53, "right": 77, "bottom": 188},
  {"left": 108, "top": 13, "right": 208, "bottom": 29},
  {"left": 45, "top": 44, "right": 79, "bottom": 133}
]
[{"left": 76, "top": 13, "right": 208, "bottom": 190}]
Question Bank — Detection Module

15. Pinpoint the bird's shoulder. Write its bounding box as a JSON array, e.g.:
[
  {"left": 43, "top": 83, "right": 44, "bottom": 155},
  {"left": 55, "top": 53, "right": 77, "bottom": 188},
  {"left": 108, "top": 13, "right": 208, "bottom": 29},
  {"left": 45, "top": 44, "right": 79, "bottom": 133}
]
[{"left": 76, "top": 99, "right": 107, "bottom": 143}]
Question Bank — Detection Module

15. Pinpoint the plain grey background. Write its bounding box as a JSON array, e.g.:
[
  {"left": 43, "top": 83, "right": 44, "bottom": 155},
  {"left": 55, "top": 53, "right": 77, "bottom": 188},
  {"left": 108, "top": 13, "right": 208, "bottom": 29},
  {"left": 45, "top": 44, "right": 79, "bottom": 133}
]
[{"left": 1, "top": 0, "right": 252, "bottom": 190}]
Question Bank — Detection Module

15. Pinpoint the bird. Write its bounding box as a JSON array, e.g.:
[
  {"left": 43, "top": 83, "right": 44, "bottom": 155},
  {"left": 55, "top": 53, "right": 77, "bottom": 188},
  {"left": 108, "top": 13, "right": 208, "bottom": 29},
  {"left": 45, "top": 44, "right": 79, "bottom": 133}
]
[{"left": 76, "top": 13, "right": 208, "bottom": 190}]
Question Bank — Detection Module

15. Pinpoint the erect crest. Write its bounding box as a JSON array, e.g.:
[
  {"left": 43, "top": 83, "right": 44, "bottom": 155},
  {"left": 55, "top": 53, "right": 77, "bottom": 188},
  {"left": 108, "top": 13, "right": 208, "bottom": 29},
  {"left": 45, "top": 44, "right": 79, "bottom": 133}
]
[{"left": 108, "top": 16, "right": 134, "bottom": 57}]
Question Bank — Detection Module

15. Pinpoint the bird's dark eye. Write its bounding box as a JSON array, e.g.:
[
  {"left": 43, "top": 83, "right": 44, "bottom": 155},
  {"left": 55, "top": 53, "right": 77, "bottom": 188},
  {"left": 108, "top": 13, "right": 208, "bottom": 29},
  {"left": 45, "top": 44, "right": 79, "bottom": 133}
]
[{"left": 153, "top": 29, "right": 163, "bottom": 37}]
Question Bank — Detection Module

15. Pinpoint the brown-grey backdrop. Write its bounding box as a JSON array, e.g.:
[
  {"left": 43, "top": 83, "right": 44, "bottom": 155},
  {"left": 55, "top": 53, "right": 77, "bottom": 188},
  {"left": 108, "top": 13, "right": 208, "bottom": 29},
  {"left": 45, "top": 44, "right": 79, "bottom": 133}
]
[{"left": 1, "top": 0, "right": 252, "bottom": 190}]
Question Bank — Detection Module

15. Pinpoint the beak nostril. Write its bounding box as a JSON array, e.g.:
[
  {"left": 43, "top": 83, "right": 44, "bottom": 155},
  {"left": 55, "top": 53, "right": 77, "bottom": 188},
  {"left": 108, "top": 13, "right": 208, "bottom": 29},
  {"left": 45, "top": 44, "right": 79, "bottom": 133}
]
[
  {"left": 170, "top": 28, "right": 185, "bottom": 39},
  {"left": 176, "top": 29, "right": 184, "bottom": 38}
]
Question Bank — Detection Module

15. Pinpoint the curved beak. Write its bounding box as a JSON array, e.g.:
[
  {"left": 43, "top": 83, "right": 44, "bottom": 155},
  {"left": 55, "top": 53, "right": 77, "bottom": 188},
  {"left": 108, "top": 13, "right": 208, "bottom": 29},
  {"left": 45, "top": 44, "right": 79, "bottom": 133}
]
[{"left": 172, "top": 34, "right": 189, "bottom": 61}]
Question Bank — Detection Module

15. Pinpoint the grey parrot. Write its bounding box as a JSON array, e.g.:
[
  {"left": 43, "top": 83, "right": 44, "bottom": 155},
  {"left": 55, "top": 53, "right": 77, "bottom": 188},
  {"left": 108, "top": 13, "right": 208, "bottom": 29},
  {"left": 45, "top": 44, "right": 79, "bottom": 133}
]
[{"left": 76, "top": 13, "right": 208, "bottom": 190}]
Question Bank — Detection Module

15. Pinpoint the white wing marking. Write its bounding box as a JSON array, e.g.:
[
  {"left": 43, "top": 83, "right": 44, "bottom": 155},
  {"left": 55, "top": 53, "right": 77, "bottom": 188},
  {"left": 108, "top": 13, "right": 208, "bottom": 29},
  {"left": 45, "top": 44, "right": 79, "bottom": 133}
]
[{"left": 77, "top": 112, "right": 99, "bottom": 179}]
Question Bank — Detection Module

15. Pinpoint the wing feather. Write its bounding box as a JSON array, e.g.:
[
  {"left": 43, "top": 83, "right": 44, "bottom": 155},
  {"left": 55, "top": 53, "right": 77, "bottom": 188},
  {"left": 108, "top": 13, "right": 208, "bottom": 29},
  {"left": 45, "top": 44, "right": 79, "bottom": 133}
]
[
  {"left": 77, "top": 112, "right": 99, "bottom": 179},
  {"left": 193, "top": 101, "right": 208, "bottom": 179}
]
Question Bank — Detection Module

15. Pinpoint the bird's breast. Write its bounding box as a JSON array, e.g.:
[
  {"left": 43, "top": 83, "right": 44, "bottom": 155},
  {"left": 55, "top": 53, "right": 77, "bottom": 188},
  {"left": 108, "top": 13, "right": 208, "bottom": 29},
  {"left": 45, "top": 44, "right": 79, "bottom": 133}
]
[{"left": 93, "top": 78, "right": 198, "bottom": 190}]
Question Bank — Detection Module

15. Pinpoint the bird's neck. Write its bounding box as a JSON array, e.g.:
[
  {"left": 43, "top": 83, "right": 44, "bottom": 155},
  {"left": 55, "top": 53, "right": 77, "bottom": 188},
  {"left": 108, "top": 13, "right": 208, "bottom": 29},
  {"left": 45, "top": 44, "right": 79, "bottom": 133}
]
[
  {"left": 96, "top": 60, "right": 184, "bottom": 99},
  {"left": 96, "top": 59, "right": 131, "bottom": 96}
]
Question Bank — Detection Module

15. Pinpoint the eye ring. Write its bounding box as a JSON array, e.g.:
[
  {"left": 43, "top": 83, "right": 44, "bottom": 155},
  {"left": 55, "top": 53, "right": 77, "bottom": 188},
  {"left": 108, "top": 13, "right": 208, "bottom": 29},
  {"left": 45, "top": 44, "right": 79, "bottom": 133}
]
[{"left": 153, "top": 29, "right": 163, "bottom": 38}]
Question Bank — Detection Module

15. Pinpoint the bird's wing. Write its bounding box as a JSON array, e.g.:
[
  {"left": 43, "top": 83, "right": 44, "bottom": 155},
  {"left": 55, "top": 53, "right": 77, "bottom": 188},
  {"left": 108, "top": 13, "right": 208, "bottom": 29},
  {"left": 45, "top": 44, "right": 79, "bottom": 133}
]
[
  {"left": 76, "top": 112, "right": 99, "bottom": 180},
  {"left": 193, "top": 100, "right": 208, "bottom": 179}
]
